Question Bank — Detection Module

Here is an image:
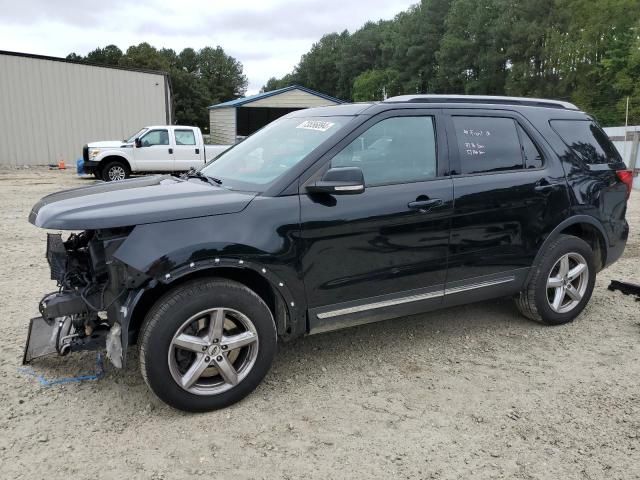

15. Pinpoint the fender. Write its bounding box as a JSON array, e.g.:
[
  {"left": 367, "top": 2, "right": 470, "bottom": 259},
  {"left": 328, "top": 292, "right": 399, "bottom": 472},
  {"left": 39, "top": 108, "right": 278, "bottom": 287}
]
[
  {"left": 527, "top": 214, "right": 609, "bottom": 283},
  {"left": 160, "top": 256, "right": 299, "bottom": 316},
  {"left": 95, "top": 149, "right": 134, "bottom": 169},
  {"left": 111, "top": 196, "right": 306, "bottom": 365},
  {"left": 116, "top": 258, "right": 304, "bottom": 368}
]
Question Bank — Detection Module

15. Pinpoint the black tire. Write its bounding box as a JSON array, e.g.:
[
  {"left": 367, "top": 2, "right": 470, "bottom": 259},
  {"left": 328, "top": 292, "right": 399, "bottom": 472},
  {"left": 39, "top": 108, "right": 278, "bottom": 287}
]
[
  {"left": 515, "top": 234, "right": 596, "bottom": 325},
  {"left": 101, "top": 160, "right": 130, "bottom": 182},
  {"left": 92, "top": 170, "right": 102, "bottom": 179},
  {"left": 138, "top": 278, "right": 277, "bottom": 412}
]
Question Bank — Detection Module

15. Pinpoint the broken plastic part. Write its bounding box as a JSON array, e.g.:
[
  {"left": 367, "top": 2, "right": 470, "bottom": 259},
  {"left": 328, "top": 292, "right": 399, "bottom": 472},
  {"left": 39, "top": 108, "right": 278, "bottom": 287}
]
[{"left": 106, "top": 323, "right": 123, "bottom": 368}]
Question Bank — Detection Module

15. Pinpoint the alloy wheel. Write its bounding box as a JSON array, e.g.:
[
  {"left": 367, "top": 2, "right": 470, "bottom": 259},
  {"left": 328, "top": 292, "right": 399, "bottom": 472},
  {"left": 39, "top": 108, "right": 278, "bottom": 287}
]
[
  {"left": 546, "top": 252, "right": 589, "bottom": 314},
  {"left": 108, "top": 165, "right": 126, "bottom": 181},
  {"left": 167, "top": 308, "right": 259, "bottom": 395}
]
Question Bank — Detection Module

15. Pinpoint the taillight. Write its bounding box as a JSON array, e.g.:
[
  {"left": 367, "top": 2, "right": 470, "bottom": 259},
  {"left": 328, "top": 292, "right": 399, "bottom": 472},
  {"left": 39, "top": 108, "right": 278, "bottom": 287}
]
[{"left": 616, "top": 170, "right": 633, "bottom": 199}]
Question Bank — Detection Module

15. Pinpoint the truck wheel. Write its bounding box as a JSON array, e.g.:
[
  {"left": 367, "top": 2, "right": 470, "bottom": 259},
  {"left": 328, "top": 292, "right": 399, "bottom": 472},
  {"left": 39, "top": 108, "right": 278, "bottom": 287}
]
[
  {"left": 515, "top": 234, "right": 595, "bottom": 325},
  {"left": 138, "top": 278, "right": 277, "bottom": 412},
  {"left": 102, "top": 160, "right": 130, "bottom": 182}
]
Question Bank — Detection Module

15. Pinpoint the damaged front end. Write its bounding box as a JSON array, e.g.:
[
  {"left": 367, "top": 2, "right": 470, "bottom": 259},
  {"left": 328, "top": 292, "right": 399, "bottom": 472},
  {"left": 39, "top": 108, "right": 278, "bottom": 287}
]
[{"left": 24, "top": 229, "right": 134, "bottom": 368}]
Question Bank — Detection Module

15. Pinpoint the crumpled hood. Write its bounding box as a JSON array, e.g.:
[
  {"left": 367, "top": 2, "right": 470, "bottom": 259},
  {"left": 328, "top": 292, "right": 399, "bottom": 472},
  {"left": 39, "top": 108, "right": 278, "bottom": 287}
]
[
  {"left": 29, "top": 175, "right": 257, "bottom": 230},
  {"left": 87, "top": 140, "right": 126, "bottom": 149}
]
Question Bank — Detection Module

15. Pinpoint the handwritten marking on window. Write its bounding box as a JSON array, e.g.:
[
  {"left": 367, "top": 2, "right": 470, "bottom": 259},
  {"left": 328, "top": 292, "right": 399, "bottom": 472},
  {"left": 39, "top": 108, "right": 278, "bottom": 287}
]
[{"left": 463, "top": 129, "right": 491, "bottom": 137}]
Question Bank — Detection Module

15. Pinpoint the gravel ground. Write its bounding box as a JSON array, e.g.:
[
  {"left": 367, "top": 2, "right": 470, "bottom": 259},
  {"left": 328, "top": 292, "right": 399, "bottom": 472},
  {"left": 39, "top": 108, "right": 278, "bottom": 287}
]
[{"left": 0, "top": 168, "right": 638, "bottom": 480}]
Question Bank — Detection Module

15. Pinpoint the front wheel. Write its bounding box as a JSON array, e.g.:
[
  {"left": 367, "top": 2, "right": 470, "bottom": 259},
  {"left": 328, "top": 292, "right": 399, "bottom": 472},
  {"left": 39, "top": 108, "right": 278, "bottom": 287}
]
[
  {"left": 515, "top": 234, "right": 596, "bottom": 325},
  {"left": 101, "top": 160, "right": 130, "bottom": 182},
  {"left": 139, "top": 278, "right": 277, "bottom": 412}
]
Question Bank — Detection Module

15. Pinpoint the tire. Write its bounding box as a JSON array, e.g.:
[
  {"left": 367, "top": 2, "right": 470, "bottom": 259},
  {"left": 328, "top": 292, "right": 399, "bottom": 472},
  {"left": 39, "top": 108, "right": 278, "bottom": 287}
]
[
  {"left": 101, "top": 160, "right": 130, "bottom": 182},
  {"left": 138, "top": 278, "right": 277, "bottom": 412},
  {"left": 515, "top": 234, "right": 596, "bottom": 325},
  {"left": 93, "top": 170, "right": 102, "bottom": 180}
]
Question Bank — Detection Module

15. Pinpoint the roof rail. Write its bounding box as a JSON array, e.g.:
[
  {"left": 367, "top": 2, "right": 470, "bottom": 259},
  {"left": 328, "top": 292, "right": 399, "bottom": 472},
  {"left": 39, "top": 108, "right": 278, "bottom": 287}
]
[{"left": 384, "top": 94, "right": 579, "bottom": 110}]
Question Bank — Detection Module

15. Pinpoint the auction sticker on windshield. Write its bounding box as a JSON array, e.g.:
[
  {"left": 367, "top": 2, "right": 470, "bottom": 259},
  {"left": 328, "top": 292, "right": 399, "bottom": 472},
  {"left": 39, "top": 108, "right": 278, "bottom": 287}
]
[{"left": 296, "top": 120, "right": 335, "bottom": 132}]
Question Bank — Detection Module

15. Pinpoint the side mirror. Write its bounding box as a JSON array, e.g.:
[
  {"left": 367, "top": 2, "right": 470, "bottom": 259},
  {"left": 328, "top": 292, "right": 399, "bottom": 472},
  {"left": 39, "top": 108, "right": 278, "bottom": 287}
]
[
  {"left": 134, "top": 138, "right": 142, "bottom": 148},
  {"left": 306, "top": 167, "right": 365, "bottom": 195}
]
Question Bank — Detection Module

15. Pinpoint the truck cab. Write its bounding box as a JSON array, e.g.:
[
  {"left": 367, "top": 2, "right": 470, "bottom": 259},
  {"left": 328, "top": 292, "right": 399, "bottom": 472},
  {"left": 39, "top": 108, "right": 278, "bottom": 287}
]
[{"left": 82, "top": 125, "right": 230, "bottom": 181}]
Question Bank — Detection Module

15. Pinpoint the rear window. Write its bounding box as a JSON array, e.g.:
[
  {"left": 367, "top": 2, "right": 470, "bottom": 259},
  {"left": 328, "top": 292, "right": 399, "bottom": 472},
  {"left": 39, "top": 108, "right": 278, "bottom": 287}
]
[{"left": 550, "top": 119, "right": 621, "bottom": 164}]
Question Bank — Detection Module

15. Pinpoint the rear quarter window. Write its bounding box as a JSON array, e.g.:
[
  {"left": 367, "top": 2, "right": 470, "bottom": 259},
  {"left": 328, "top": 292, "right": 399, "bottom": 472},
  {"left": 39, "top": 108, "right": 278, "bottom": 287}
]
[{"left": 550, "top": 119, "right": 621, "bottom": 164}]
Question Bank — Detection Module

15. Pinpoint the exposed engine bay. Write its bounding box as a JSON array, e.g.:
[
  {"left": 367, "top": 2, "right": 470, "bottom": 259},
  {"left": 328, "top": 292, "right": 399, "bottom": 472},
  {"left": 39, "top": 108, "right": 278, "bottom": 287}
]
[{"left": 24, "top": 230, "right": 131, "bottom": 368}]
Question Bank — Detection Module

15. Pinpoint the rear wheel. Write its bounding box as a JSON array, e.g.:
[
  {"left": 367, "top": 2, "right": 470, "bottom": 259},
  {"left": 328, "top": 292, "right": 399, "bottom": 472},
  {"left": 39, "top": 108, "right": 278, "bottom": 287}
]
[
  {"left": 139, "top": 278, "right": 277, "bottom": 412},
  {"left": 101, "top": 160, "right": 129, "bottom": 182},
  {"left": 515, "top": 235, "right": 595, "bottom": 325}
]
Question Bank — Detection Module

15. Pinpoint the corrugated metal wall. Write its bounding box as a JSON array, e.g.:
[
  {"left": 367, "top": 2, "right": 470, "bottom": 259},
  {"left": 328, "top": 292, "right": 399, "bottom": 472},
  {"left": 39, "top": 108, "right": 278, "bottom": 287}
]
[
  {"left": 0, "top": 53, "right": 170, "bottom": 166},
  {"left": 210, "top": 108, "right": 237, "bottom": 145}
]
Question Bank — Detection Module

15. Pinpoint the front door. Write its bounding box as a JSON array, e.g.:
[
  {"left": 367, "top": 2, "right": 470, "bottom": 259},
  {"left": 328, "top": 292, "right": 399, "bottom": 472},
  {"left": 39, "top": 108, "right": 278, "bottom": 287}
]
[
  {"left": 444, "top": 110, "right": 571, "bottom": 297},
  {"left": 133, "top": 128, "right": 174, "bottom": 171},
  {"left": 299, "top": 111, "right": 453, "bottom": 333},
  {"left": 173, "top": 129, "right": 203, "bottom": 171}
]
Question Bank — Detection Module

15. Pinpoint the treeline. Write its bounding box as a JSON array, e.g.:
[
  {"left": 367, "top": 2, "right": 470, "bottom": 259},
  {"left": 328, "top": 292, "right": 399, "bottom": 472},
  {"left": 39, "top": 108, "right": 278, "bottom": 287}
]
[
  {"left": 264, "top": 0, "right": 640, "bottom": 126},
  {"left": 67, "top": 43, "right": 248, "bottom": 130}
]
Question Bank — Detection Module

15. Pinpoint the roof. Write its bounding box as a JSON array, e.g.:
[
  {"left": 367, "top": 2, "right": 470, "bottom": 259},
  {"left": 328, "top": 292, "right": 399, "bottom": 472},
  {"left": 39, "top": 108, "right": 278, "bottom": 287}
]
[
  {"left": 208, "top": 84, "right": 344, "bottom": 109},
  {"left": 385, "top": 94, "right": 579, "bottom": 110},
  {"left": 0, "top": 49, "right": 169, "bottom": 78}
]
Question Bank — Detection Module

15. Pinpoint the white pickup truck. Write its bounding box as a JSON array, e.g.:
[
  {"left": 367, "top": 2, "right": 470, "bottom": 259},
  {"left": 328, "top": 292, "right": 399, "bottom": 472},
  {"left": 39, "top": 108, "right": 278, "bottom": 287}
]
[{"left": 82, "top": 126, "right": 231, "bottom": 181}]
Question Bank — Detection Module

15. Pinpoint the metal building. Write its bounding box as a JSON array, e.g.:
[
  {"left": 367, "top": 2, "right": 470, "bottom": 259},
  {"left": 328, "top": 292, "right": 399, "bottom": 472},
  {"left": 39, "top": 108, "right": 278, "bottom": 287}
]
[
  {"left": 604, "top": 125, "right": 640, "bottom": 189},
  {"left": 0, "top": 50, "right": 171, "bottom": 167},
  {"left": 208, "top": 85, "right": 343, "bottom": 144}
]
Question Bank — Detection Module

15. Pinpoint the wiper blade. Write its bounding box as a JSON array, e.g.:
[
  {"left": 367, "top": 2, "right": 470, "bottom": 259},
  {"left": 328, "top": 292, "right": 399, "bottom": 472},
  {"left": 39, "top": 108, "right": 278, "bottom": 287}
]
[{"left": 181, "top": 169, "right": 222, "bottom": 185}]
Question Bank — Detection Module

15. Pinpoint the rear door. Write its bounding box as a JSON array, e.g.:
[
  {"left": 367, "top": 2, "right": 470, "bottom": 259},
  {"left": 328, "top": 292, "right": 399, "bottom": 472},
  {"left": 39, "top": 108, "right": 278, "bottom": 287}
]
[
  {"left": 444, "top": 109, "right": 571, "bottom": 300},
  {"left": 299, "top": 109, "right": 454, "bottom": 332},
  {"left": 133, "top": 128, "right": 174, "bottom": 171},
  {"left": 173, "top": 128, "right": 204, "bottom": 171}
]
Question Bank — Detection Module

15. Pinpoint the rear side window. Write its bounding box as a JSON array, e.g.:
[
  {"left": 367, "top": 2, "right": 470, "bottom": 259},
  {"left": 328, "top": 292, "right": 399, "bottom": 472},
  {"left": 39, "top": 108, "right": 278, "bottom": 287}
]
[
  {"left": 452, "top": 117, "right": 523, "bottom": 174},
  {"left": 175, "top": 129, "right": 196, "bottom": 145},
  {"left": 551, "top": 119, "right": 621, "bottom": 164}
]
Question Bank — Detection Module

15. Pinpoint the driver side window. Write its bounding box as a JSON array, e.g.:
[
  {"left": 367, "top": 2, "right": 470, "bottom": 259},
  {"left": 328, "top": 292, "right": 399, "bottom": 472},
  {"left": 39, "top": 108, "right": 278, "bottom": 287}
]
[
  {"left": 331, "top": 116, "right": 437, "bottom": 186},
  {"left": 140, "top": 129, "right": 169, "bottom": 147}
]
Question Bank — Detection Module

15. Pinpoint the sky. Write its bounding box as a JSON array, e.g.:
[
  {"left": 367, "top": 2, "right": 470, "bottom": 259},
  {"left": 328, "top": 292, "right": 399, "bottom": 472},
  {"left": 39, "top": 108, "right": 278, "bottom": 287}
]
[{"left": 0, "top": 0, "right": 417, "bottom": 94}]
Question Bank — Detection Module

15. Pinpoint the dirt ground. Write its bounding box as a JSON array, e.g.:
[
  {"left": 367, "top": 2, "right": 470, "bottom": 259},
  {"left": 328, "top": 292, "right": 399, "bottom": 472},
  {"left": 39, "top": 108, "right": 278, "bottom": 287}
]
[{"left": 0, "top": 167, "right": 638, "bottom": 480}]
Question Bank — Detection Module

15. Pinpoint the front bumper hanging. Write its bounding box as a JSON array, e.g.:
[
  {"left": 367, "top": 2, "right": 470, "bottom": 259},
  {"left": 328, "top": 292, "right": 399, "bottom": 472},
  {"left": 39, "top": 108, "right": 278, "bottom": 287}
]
[{"left": 23, "top": 292, "right": 110, "bottom": 365}]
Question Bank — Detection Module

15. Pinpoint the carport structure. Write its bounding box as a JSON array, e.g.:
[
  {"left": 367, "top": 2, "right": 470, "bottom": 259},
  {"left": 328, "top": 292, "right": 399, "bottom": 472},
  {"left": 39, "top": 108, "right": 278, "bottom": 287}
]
[{"left": 208, "top": 85, "right": 344, "bottom": 145}]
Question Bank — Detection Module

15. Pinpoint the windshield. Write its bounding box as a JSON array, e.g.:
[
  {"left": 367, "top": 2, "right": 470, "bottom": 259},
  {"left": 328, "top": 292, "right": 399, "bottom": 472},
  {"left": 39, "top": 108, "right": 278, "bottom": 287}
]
[
  {"left": 125, "top": 128, "right": 148, "bottom": 143},
  {"left": 201, "top": 116, "right": 351, "bottom": 190}
]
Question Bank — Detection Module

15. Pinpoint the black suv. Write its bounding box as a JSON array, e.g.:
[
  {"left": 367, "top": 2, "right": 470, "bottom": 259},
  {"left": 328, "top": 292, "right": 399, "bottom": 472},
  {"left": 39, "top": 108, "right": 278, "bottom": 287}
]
[{"left": 25, "top": 95, "right": 631, "bottom": 412}]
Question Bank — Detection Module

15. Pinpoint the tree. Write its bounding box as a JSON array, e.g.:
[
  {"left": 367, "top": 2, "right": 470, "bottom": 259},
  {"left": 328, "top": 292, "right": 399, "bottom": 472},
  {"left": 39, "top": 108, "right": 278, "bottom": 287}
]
[
  {"left": 261, "top": 73, "right": 299, "bottom": 92},
  {"left": 85, "top": 45, "right": 123, "bottom": 66},
  {"left": 436, "top": 0, "right": 511, "bottom": 94},
  {"left": 352, "top": 69, "right": 401, "bottom": 101},
  {"left": 118, "top": 43, "right": 170, "bottom": 71},
  {"left": 170, "top": 68, "right": 211, "bottom": 131},
  {"left": 295, "top": 32, "right": 349, "bottom": 97},
  {"left": 197, "top": 46, "right": 248, "bottom": 103}
]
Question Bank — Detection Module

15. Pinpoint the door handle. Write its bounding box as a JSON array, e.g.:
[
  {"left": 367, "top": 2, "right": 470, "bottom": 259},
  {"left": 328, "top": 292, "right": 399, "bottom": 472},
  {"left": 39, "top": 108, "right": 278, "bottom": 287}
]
[
  {"left": 168, "top": 148, "right": 173, "bottom": 154},
  {"left": 408, "top": 198, "right": 443, "bottom": 211},
  {"left": 195, "top": 148, "right": 200, "bottom": 154},
  {"left": 534, "top": 180, "right": 559, "bottom": 193}
]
